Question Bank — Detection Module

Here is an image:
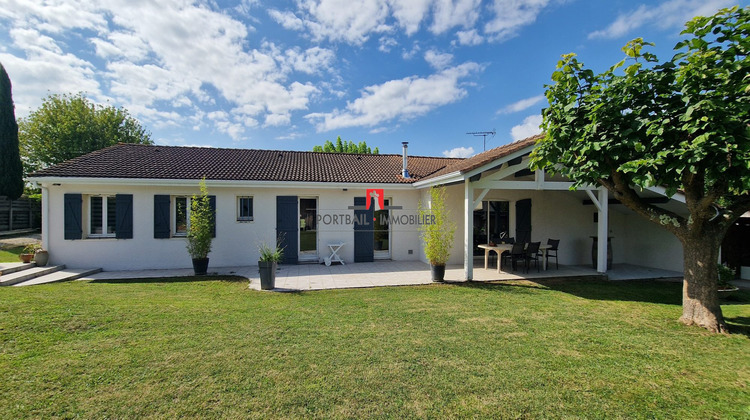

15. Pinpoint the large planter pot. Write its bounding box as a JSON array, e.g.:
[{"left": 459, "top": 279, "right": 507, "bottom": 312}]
[
  {"left": 258, "top": 261, "right": 277, "bottom": 290},
  {"left": 19, "top": 253, "right": 34, "bottom": 264},
  {"left": 430, "top": 264, "right": 446, "bottom": 282},
  {"left": 34, "top": 250, "right": 49, "bottom": 267},
  {"left": 192, "top": 258, "right": 209, "bottom": 275}
]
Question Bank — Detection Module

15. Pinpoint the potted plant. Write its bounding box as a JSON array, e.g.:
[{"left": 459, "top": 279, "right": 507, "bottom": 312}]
[
  {"left": 418, "top": 186, "right": 456, "bottom": 282},
  {"left": 19, "top": 243, "right": 39, "bottom": 264},
  {"left": 186, "top": 179, "right": 214, "bottom": 275},
  {"left": 258, "top": 241, "right": 283, "bottom": 290},
  {"left": 34, "top": 247, "right": 49, "bottom": 266},
  {"left": 717, "top": 263, "right": 739, "bottom": 298}
]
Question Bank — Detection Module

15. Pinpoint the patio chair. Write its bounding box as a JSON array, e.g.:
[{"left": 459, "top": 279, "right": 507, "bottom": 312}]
[
  {"left": 546, "top": 239, "right": 560, "bottom": 269},
  {"left": 526, "top": 241, "right": 541, "bottom": 273},
  {"left": 502, "top": 242, "right": 526, "bottom": 272}
]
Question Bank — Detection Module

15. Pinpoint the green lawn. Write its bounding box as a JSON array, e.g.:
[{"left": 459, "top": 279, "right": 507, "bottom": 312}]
[
  {"left": 1, "top": 277, "right": 748, "bottom": 418},
  {"left": 0, "top": 245, "right": 24, "bottom": 263}
]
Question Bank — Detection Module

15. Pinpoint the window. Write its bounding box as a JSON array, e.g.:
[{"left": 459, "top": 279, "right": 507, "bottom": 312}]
[
  {"left": 153, "top": 194, "right": 215, "bottom": 239},
  {"left": 174, "top": 196, "right": 189, "bottom": 236},
  {"left": 89, "top": 195, "right": 116, "bottom": 237},
  {"left": 237, "top": 196, "right": 253, "bottom": 221}
]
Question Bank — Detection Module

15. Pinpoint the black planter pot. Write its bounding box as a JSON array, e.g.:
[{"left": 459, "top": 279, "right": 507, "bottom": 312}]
[
  {"left": 430, "top": 264, "right": 446, "bottom": 282},
  {"left": 192, "top": 258, "right": 209, "bottom": 275},
  {"left": 258, "top": 261, "right": 277, "bottom": 290}
]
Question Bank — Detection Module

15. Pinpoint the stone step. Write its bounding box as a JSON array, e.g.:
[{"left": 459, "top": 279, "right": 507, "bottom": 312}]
[
  {"left": 0, "top": 265, "right": 65, "bottom": 286},
  {"left": 0, "top": 262, "right": 36, "bottom": 276},
  {"left": 12, "top": 268, "right": 103, "bottom": 287}
]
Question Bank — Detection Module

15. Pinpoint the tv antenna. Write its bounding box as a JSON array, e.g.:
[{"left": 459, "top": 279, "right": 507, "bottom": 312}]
[{"left": 466, "top": 130, "right": 496, "bottom": 151}]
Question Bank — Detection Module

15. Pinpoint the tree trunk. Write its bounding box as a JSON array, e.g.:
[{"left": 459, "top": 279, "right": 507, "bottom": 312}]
[{"left": 679, "top": 236, "right": 728, "bottom": 333}]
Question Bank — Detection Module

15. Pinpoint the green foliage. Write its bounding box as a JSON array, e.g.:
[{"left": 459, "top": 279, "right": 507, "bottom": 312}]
[
  {"left": 186, "top": 179, "right": 214, "bottom": 259},
  {"left": 531, "top": 7, "right": 749, "bottom": 211},
  {"left": 418, "top": 186, "right": 456, "bottom": 265},
  {"left": 19, "top": 92, "right": 152, "bottom": 174},
  {"left": 22, "top": 243, "right": 41, "bottom": 254},
  {"left": 312, "top": 136, "right": 380, "bottom": 154},
  {"left": 258, "top": 241, "right": 284, "bottom": 263},
  {"left": 717, "top": 263, "right": 735, "bottom": 288},
  {"left": 0, "top": 63, "right": 24, "bottom": 200}
]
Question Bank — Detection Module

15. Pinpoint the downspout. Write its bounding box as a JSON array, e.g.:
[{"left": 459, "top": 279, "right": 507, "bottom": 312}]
[{"left": 402, "top": 142, "right": 410, "bottom": 178}]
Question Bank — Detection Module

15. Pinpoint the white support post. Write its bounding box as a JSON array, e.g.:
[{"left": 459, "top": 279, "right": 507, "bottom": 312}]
[
  {"left": 464, "top": 179, "right": 473, "bottom": 281},
  {"left": 597, "top": 187, "right": 608, "bottom": 273},
  {"left": 535, "top": 169, "right": 544, "bottom": 190},
  {"left": 41, "top": 186, "right": 49, "bottom": 251},
  {"left": 472, "top": 188, "right": 489, "bottom": 209}
]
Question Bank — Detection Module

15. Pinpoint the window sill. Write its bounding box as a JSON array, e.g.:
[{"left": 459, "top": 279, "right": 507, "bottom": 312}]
[{"left": 236, "top": 219, "right": 254, "bottom": 223}]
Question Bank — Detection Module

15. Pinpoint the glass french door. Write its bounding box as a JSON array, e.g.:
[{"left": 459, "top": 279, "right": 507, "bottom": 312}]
[
  {"left": 299, "top": 198, "right": 318, "bottom": 261},
  {"left": 373, "top": 198, "right": 391, "bottom": 259}
]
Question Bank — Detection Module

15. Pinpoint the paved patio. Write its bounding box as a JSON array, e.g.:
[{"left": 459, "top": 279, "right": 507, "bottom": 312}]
[{"left": 78, "top": 260, "right": 685, "bottom": 292}]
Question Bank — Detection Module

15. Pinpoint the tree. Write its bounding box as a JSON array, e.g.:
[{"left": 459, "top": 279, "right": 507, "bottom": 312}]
[
  {"left": 312, "top": 136, "right": 379, "bottom": 154},
  {"left": 0, "top": 63, "right": 24, "bottom": 200},
  {"left": 19, "top": 93, "right": 152, "bottom": 173},
  {"left": 530, "top": 7, "right": 750, "bottom": 333}
]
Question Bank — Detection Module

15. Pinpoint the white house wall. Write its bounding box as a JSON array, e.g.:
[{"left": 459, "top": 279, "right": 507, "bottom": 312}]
[
  {"left": 620, "top": 212, "right": 684, "bottom": 272},
  {"left": 45, "top": 183, "right": 423, "bottom": 271},
  {"left": 432, "top": 185, "right": 683, "bottom": 271}
]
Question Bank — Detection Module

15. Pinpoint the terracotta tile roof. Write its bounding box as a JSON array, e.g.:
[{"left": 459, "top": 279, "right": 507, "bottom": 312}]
[
  {"left": 419, "top": 134, "right": 542, "bottom": 181},
  {"left": 29, "top": 143, "right": 463, "bottom": 184}
]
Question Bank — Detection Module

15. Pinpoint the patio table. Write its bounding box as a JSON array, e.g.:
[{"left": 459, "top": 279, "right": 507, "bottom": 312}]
[{"left": 478, "top": 243, "right": 552, "bottom": 272}]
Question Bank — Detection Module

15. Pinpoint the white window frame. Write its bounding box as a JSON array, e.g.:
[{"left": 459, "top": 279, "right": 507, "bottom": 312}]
[
  {"left": 173, "top": 196, "right": 190, "bottom": 237},
  {"left": 87, "top": 194, "right": 117, "bottom": 238},
  {"left": 237, "top": 196, "right": 254, "bottom": 222}
]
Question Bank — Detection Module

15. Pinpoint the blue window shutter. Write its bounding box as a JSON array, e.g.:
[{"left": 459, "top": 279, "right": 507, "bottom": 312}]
[
  {"left": 64, "top": 194, "right": 83, "bottom": 240},
  {"left": 154, "top": 195, "right": 171, "bottom": 238},
  {"left": 209, "top": 195, "right": 216, "bottom": 238},
  {"left": 115, "top": 194, "right": 133, "bottom": 239}
]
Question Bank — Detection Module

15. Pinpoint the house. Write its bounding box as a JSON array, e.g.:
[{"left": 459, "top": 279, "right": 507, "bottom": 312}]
[{"left": 29, "top": 135, "right": 687, "bottom": 277}]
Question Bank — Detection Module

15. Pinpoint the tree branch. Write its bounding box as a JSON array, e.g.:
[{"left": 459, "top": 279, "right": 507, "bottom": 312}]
[{"left": 601, "top": 170, "right": 687, "bottom": 239}]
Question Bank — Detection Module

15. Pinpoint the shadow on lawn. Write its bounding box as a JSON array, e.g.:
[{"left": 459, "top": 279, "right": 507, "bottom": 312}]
[
  {"left": 91, "top": 275, "right": 248, "bottom": 284},
  {"left": 461, "top": 278, "right": 685, "bottom": 306}
]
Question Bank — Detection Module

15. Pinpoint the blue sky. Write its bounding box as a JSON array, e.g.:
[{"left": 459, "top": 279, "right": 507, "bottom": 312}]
[{"left": 0, "top": 0, "right": 744, "bottom": 157}]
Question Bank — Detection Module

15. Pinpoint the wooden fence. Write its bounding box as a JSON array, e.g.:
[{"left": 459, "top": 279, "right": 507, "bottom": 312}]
[{"left": 0, "top": 196, "right": 41, "bottom": 232}]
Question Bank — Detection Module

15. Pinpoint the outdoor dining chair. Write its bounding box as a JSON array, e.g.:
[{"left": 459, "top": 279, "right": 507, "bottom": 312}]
[
  {"left": 502, "top": 242, "right": 526, "bottom": 271},
  {"left": 526, "top": 241, "right": 541, "bottom": 273},
  {"left": 545, "top": 239, "right": 560, "bottom": 269}
]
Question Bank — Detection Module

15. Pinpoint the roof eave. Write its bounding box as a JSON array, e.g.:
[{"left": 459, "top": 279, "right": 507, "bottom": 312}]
[{"left": 31, "top": 177, "right": 418, "bottom": 190}]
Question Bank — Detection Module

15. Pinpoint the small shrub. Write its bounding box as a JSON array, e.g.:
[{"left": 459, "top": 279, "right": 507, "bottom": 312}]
[
  {"left": 186, "top": 179, "right": 214, "bottom": 259},
  {"left": 418, "top": 186, "right": 456, "bottom": 265}
]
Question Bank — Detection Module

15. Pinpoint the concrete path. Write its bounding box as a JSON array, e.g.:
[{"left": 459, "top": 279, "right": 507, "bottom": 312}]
[{"left": 75, "top": 261, "right": 682, "bottom": 292}]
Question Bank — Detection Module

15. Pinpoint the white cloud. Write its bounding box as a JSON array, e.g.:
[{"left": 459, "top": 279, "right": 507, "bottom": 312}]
[
  {"left": 443, "top": 146, "right": 475, "bottom": 158},
  {"left": 496, "top": 94, "right": 545, "bottom": 115},
  {"left": 1, "top": 0, "right": 329, "bottom": 140},
  {"left": 430, "top": 0, "right": 481, "bottom": 34},
  {"left": 293, "top": 0, "right": 392, "bottom": 44},
  {"left": 484, "top": 0, "right": 551, "bottom": 42},
  {"left": 588, "top": 0, "right": 732, "bottom": 39},
  {"left": 378, "top": 36, "right": 399, "bottom": 53},
  {"left": 1, "top": 26, "right": 103, "bottom": 116},
  {"left": 388, "top": 0, "right": 432, "bottom": 35},
  {"left": 306, "top": 61, "right": 483, "bottom": 131},
  {"left": 424, "top": 49, "right": 453, "bottom": 70},
  {"left": 510, "top": 114, "right": 542, "bottom": 141},
  {"left": 267, "top": 9, "right": 305, "bottom": 31},
  {"left": 455, "top": 29, "right": 483, "bottom": 46}
]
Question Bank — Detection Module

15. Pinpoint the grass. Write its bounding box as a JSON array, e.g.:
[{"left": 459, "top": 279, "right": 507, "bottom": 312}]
[
  {"left": 0, "top": 245, "right": 24, "bottom": 263},
  {"left": 1, "top": 277, "right": 748, "bottom": 418}
]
